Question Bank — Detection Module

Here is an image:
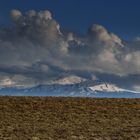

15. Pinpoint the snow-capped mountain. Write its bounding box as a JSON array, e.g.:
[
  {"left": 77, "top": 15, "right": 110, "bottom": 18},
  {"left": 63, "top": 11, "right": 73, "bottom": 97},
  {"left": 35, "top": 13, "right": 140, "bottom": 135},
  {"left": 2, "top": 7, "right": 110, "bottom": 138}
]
[
  {"left": 0, "top": 81, "right": 140, "bottom": 98},
  {"left": 89, "top": 83, "right": 125, "bottom": 92},
  {"left": 0, "top": 74, "right": 139, "bottom": 98}
]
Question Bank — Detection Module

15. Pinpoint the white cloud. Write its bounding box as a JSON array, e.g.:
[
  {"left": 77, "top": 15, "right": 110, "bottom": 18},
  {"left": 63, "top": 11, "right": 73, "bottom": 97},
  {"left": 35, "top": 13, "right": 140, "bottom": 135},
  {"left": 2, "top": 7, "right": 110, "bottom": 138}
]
[
  {"left": 10, "top": 9, "right": 22, "bottom": 21},
  {"left": 133, "top": 85, "right": 140, "bottom": 92}
]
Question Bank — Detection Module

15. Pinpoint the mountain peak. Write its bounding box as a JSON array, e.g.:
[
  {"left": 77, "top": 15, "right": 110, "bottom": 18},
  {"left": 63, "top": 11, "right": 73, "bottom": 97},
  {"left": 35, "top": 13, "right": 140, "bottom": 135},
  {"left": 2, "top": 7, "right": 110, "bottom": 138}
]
[{"left": 89, "top": 83, "right": 125, "bottom": 92}]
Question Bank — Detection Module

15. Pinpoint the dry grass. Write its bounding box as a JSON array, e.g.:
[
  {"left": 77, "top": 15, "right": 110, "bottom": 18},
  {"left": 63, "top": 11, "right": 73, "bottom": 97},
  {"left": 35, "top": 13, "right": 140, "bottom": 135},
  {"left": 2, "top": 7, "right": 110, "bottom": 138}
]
[{"left": 0, "top": 96, "right": 140, "bottom": 140}]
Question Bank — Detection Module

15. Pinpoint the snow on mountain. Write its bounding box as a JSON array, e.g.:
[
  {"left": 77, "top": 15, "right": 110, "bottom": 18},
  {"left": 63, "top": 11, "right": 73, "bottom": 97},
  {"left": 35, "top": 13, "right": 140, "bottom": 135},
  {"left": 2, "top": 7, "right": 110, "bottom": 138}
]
[
  {"left": 89, "top": 83, "right": 125, "bottom": 92},
  {"left": 0, "top": 82, "right": 140, "bottom": 98}
]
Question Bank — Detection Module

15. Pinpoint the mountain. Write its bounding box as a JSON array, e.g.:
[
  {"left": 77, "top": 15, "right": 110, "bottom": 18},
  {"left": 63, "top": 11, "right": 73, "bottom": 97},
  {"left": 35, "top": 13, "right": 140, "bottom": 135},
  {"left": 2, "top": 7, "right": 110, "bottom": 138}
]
[
  {"left": 89, "top": 83, "right": 125, "bottom": 92},
  {"left": 0, "top": 82, "right": 140, "bottom": 98}
]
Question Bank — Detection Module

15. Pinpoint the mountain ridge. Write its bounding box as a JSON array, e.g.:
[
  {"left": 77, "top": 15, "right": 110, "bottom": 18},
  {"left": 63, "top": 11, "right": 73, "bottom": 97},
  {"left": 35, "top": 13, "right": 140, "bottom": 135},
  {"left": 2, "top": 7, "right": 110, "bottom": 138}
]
[{"left": 0, "top": 82, "right": 140, "bottom": 98}]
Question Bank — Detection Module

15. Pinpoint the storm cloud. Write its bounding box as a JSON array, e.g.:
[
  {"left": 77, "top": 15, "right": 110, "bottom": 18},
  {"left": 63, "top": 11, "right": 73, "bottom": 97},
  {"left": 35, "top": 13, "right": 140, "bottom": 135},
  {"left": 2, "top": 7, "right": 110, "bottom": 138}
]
[{"left": 0, "top": 9, "right": 140, "bottom": 90}]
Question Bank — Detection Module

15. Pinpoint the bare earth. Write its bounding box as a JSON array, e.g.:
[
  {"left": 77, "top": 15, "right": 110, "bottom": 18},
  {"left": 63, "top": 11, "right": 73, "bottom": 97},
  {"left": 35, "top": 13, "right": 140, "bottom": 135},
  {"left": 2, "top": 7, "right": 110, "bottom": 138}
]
[{"left": 0, "top": 96, "right": 140, "bottom": 140}]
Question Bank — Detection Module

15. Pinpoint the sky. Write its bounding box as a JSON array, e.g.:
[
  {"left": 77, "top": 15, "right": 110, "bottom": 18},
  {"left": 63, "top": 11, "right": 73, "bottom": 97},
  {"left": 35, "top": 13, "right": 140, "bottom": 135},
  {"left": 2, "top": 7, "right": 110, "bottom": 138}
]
[
  {"left": 0, "top": 0, "right": 140, "bottom": 39},
  {"left": 0, "top": 0, "right": 140, "bottom": 92}
]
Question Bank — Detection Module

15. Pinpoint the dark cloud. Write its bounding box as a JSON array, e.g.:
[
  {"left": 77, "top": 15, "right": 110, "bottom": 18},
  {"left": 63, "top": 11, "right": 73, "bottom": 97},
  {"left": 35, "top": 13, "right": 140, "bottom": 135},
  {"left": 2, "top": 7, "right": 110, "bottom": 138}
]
[{"left": 0, "top": 9, "right": 140, "bottom": 90}]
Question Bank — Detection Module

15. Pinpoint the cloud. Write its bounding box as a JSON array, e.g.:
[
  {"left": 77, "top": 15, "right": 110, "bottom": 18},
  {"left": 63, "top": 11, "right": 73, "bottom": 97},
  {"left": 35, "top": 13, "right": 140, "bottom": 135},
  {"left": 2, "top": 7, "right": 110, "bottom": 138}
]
[
  {"left": 10, "top": 9, "right": 22, "bottom": 21},
  {"left": 0, "top": 9, "right": 140, "bottom": 88},
  {"left": 65, "top": 24, "right": 140, "bottom": 75},
  {"left": 0, "top": 9, "right": 68, "bottom": 66},
  {"left": 11, "top": 9, "right": 67, "bottom": 53},
  {"left": 87, "top": 24, "right": 124, "bottom": 47}
]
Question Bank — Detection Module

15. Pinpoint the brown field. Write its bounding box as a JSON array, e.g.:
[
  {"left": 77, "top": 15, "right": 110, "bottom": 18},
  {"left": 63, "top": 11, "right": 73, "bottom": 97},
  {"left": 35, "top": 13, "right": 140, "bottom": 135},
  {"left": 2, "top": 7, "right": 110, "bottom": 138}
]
[{"left": 0, "top": 96, "right": 140, "bottom": 140}]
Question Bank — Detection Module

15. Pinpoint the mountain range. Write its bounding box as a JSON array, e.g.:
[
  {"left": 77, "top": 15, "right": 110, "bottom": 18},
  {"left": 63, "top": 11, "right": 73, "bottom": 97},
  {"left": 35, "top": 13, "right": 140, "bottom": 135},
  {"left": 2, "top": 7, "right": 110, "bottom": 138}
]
[{"left": 0, "top": 75, "right": 140, "bottom": 98}]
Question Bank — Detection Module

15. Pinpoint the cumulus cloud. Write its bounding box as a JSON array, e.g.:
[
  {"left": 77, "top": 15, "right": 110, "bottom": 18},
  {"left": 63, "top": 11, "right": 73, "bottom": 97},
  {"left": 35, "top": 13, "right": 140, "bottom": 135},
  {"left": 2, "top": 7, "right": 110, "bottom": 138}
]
[
  {"left": 11, "top": 9, "right": 67, "bottom": 53},
  {"left": 0, "top": 9, "right": 68, "bottom": 66},
  {"left": 10, "top": 9, "right": 22, "bottom": 21},
  {"left": 87, "top": 24, "right": 124, "bottom": 47},
  {"left": 0, "top": 9, "right": 140, "bottom": 89},
  {"left": 65, "top": 24, "right": 140, "bottom": 75}
]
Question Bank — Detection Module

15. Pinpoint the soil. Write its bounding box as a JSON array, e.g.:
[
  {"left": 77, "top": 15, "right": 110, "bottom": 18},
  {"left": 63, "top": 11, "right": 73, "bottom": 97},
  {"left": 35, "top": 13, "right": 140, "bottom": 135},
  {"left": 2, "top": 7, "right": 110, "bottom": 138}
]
[{"left": 0, "top": 96, "right": 140, "bottom": 140}]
